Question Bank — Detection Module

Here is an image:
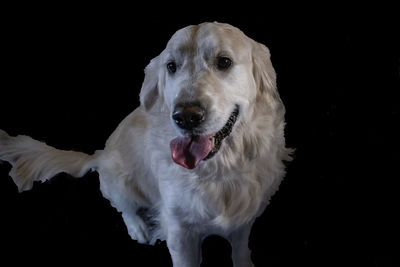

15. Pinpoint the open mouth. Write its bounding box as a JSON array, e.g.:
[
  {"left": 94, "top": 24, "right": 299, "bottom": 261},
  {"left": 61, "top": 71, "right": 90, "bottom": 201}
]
[
  {"left": 170, "top": 105, "right": 240, "bottom": 169},
  {"left": 204, "top": 105, "right": 239, "bottom": 160}
]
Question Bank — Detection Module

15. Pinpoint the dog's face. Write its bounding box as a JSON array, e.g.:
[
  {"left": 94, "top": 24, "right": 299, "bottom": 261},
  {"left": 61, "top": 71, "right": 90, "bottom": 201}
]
[
  {"left": 140, "top": 22, "right": 279, "bottom": 169},
  {"left": 162, "top": 23, "right": 255, "bottom": 135}
]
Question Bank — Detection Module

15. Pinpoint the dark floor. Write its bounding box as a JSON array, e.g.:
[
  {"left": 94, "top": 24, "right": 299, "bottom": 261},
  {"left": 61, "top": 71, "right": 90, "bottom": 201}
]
[{"left": 0, "top": 8, "right": 399, "bottom": 267}]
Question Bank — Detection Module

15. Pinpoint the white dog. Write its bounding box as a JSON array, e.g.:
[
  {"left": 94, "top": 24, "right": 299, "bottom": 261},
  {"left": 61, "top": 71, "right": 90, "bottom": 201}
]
[{"left": 0, "top": 22, "right": 292, "bottom": 266}]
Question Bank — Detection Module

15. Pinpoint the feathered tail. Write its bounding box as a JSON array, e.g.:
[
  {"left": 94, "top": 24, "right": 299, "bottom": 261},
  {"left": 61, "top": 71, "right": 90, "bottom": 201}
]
[{"left": 0, "top": 129, "right": 98, "bottom": 192}]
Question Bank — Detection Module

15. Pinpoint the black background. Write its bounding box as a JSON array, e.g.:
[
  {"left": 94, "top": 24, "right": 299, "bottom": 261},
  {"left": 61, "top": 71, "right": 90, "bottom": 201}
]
[{"left": 0, "top": 6, "right": 399, "bottom": 267}]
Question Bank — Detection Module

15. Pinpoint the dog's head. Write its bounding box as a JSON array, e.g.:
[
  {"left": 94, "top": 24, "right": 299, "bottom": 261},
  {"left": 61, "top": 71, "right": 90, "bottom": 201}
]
[{"left": 140, "top": 22, "right": 283, "bottom": 169}]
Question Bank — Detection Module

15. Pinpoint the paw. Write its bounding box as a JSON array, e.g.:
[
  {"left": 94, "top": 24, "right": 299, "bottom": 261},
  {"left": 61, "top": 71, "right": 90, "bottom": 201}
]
[{"left": 123, "top": 214, "right": 151, "bottom": 244}]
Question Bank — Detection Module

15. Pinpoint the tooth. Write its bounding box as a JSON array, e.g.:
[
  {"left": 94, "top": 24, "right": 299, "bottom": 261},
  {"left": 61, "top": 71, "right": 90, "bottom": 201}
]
[{"left": 210, "top": 136, "right": 215, "bottom": 147}]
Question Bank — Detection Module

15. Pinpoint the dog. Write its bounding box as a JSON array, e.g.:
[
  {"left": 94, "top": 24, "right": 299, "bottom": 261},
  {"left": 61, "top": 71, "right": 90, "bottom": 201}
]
[{"left": 0, "top": 22, "right": 292, "bottom": 267}]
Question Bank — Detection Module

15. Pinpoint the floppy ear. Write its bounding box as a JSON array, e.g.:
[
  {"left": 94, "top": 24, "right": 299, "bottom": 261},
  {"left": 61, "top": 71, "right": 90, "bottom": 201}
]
[
  {"left": 252, "top": 41, "right": 284, "bottom": 114},
  {"left": 139, "top": 55, "right": 165, "bottom": 112}
]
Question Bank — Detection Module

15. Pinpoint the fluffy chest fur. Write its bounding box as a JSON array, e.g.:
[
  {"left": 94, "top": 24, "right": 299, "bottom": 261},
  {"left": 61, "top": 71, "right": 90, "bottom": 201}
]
[{"left": 159, "top": 168, "right": 262, "bottom": 228}]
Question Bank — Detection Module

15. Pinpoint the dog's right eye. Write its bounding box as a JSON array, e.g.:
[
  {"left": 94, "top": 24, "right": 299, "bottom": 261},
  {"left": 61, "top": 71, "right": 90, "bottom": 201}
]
[
  {"left": 216, "top": 56, "right": 232, "bottom": 70},
  {"left": 167, "top": 61, "right": 177, "bottom": 74}
]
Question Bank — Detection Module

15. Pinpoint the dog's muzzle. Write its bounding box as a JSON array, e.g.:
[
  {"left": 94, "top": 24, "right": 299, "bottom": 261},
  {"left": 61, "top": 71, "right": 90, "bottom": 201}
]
[{"left": 170, "top": 105, "right": 240, "bottom": 169}]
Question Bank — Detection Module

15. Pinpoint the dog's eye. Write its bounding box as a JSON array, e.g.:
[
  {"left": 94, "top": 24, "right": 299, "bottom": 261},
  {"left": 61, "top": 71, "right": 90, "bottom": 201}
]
[
  {"left": 167, "top": 61, "right": 177, "bottom": 74},
  {"left": 216, "top": 56, "right": 232, "bottom": 70}
]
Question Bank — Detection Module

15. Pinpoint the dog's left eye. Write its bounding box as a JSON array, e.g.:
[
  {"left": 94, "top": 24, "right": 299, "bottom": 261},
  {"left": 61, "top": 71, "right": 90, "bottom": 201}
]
[
  {"left": 216, "top": 56, "right": 232, "bottom": 70},
  {"left": 167, "top": 61, "right": 177, "bottom": 74}
]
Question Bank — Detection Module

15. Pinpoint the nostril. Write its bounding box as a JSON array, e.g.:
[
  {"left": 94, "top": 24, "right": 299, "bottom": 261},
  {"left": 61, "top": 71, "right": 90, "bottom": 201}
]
[
  {"left": 189, "top": 111, "right": 204, "bottom": 124},
  {"left": 172, "top": 112, "right": 185, "bottom": 126},
  {"left": 172, "top": 104, "right": 205, "bottom": 130}
]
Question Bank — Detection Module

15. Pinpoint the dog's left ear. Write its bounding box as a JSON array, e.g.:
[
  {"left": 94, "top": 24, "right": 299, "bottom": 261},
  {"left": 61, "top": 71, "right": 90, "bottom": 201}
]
[
  {"left": 139, "top": 55, "right": 165, "bottom": 112},
  {"left": 252, "top": 41, "right": 284, "bottom": 114}
]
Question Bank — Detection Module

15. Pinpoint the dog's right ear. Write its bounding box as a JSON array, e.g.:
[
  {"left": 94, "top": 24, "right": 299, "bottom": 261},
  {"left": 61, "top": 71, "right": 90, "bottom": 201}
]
[
  {"left": 251, "top": 41, "right": 285, "bottom": 117},
  {"left": 139, "top": 56, "right": 164, "bottom": 112}
]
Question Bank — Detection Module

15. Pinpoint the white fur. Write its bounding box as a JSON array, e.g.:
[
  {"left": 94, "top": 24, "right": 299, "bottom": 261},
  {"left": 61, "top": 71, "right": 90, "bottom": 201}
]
[{"left": 0, "top": 22, "right": 292, "bottom": 267}]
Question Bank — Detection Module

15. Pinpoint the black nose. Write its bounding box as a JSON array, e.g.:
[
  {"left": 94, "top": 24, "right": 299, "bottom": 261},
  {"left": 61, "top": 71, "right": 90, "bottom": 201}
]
[{"left": 172, "top": 103, "right": 205, "bottom": 130}]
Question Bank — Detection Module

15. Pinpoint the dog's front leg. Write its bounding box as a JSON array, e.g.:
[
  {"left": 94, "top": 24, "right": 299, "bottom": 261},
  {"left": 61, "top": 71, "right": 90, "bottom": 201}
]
[
  {"left": 229, "top": 222, "right": 255, "bottom": 267},
  {"left": 167, "top": 224, "right": 202, "bottom": 267}
]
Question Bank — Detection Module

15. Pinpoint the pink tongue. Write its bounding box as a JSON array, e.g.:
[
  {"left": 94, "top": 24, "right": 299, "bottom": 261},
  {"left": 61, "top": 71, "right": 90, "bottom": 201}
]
[{"left": 170, "top": 135, "right": 213, "bottom": 169}]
